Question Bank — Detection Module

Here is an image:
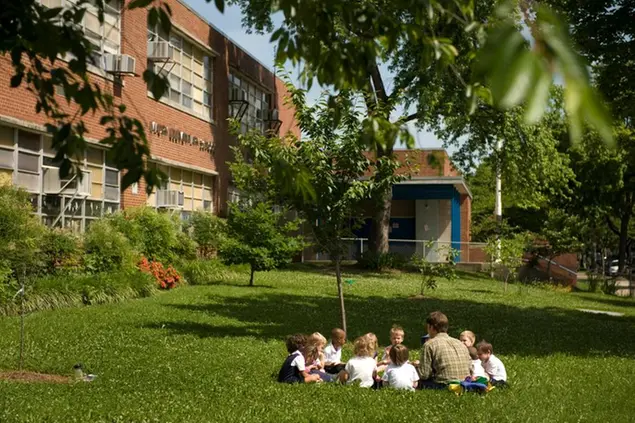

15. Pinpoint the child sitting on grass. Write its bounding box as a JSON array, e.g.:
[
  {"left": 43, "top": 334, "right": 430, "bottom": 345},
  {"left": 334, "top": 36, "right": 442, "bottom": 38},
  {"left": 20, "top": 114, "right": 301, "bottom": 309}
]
[
  {"left": 468, "top": 346, "right": 488, "bottom": 381},
  {"left": 305, "top": 332, "right": 333, "bottom": 382},
  {"left": 476, "top": 340, "right": 507, "bottom": 386},
  {"left": 277, "top": 334, "right": 321, "bottom": 384},
  {"left": 323, "top": 328, "right": 346, "bottom": 374},
  {"left": 381, "top": 344, "right": 419, "bottom": 391},
  {"left": 459, "top": 330, "right": 476, "bottom": 348},
  {"left": 339, "top": 335, "right": 378, "bottom": 388},
  {"left": 378, "top": 325, "right": 405, "bottom": 368}
]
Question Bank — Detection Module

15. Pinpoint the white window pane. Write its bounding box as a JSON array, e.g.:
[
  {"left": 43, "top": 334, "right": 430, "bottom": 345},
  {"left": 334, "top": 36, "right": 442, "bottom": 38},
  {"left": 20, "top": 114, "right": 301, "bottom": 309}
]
[
  {"left": 181, "top": 53, "right": 192, "bottom": 69},
  {"left": 169, "top": 73, "right": 180, "bottom": 90},
  {"left": 193, "top": 86, "right": 203, "bottom": 102},
  {"left": 193, "top": 102, "right": 203, "bottom": 115},
  {"left": 170, "top": 35, "right": 182, "bottom": 48},
  {"left": 182, "top": 95, "right": 192, "bottom": 108},
  {"left": 0, "top": 149, "right": 13, "bottom": 168},
  {"left": 104, "top": 40, "right": 118, "bottom": 55},
  {"left": 84, "top": 11, "right": 101, "bottom": 35},
  {"left": 181, "top": 67, "right": 192, "bottom": 82},
  {"left": 18, "top": 152, "right": 39, "bottom": 173},
  {"left": 193, "top": 74, "right": 203, "bottom": 88},
  {"left": 105, "top": 186, "right": 119, "bottom": 201},
  {"left": 105, "top": 169, "right": 118, "bottom": 186},
  {"left": 105, "top": 23, "right": 119, "bottom": 44},
  {"left": 170, "top": 90, "right": 180, "bottom": 104},
  {"left": 204, "top": 105, "right": 211, "bottom": 118},
  {"left": 182, "top": 81, "right": 192, "bottom": 95},
  {"left": 18, "top": 130, "right": 40, "bottom": 151},
  {"left": 16, "top": 172, "right": 39, "bottom": 191}
]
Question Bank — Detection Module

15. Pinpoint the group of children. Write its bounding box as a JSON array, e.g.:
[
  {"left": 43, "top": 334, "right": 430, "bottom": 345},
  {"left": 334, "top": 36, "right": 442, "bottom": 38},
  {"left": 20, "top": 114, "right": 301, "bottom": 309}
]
[{"left": 278, "top": 326, "right": 507, "bottom": 391}]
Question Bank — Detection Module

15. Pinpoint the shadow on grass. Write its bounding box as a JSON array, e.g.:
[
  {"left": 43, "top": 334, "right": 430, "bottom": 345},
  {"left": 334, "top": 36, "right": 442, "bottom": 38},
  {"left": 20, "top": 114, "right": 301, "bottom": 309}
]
[
  {"left": 283, "top": 263, "right": 399, "bottom": 280},
  {"left": 574, "top": 294, "right": 635, "bottom": 308},
  {"left": 144, "top": 292, "right": 635, "bottom": 358}
]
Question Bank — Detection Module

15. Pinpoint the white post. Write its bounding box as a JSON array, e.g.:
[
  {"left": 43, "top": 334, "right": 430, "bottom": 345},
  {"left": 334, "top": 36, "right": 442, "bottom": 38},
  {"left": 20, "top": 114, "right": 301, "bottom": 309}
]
[
  {"left": 494, "top": 138, "right": 503, "bottom": 263},
  {"left": 360, "top": 238, "right": 364, "bottom": 256}
]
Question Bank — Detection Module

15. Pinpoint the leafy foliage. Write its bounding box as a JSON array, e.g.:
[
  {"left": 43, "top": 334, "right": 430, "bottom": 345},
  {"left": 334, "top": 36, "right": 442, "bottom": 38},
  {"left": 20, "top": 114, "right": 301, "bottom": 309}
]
[
  {"left": 107, "top": 207, "right": 186, "bottom": 264},
  {"left": 83, "top": 219, "right": 138, "bottom": 273},
  {"left": 219, "top": 202, "right": 304, "bottom": 286},
  {"left": 40, "top": 229, "right": 84, "bottom": 275},
  {"left": 138, "top": 257, "right": 182, "bottom": 290},
  {"left": 186, "top": 211, "right": 226, "bottom": 258},
  {"left": 356, "top": 251, "right": 408, "bottom": 272},
  {"left": 485, "top": 233, "right": 530, "bottom": 291},
  {"left": 0, "top": 185, "right": 45, "bottom": 282},
  {"left": 412, "top": 242, "right": 459, "bottom": 296}
]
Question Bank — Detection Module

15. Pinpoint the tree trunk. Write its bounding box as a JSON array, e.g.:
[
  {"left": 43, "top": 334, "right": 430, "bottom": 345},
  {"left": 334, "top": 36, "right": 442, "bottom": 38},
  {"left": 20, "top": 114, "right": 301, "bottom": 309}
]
[
  {"left": 370, "top": 183, "right": 392, "bottom": 254},
  {"left": 618, "top": 212, "right": 630, "bottom": 273},
  {"left": 335, "top": 258, "right": 347, "bottom": 334},
  {"left": 249, "top": 266, "right": 255, "bottom": 286}
]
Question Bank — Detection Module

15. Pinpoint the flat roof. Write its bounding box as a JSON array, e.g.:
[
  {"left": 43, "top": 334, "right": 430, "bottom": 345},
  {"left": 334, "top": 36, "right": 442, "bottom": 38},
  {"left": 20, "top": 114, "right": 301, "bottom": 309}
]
[{"left": 394, "top": 176, "right": 473, "bottom": 198}]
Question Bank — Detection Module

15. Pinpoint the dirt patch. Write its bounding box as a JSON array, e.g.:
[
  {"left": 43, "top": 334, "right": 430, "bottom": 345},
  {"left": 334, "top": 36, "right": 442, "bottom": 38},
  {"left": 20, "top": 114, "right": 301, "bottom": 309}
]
[
  {"left": 0, "top": 371, "right": 70, "bottom": 384},
  {"left": 408, "top": 294, "right": 427, "bottom": 300}
]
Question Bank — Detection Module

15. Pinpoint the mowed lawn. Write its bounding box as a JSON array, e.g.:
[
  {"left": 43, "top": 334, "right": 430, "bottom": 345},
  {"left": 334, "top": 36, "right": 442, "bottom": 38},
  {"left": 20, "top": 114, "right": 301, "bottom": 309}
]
[{"left": 1, "top": 266, "right": 635, "bottom": 422}]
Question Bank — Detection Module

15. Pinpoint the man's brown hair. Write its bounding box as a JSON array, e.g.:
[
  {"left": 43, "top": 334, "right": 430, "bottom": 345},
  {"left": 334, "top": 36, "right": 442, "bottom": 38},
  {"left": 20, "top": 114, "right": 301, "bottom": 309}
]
[
  {"left": 286, "top": 334, "right": 307, "bottom": 354},
  {"left": 426, "top": 311, "right": 449, "bottom": 333},
  {"left": 389, "top": 344, "right": 410, "bottom": 366},
  {"left": 476, "top": 341, "right": 493, "bottom": 354}
]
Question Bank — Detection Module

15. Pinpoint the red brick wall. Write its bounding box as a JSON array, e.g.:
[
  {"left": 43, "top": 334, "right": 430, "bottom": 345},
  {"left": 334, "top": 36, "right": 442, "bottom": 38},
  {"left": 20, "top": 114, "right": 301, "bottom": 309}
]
[
  {"left": 0, "top": 0, "right": 296, "bottom": 217},
  {"left": 364, "top": 149, "right": 456, "bottom": 178}
]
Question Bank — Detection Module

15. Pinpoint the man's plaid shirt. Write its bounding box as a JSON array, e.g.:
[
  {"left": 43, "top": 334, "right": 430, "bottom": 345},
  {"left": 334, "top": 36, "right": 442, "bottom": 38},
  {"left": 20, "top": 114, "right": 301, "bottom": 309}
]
[{"left": 418, "top": 333, "right": 471, "bottom": 383}]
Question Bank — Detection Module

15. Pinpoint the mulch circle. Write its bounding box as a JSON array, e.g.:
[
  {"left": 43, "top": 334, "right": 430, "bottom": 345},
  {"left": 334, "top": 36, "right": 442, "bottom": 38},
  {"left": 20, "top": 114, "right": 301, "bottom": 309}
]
[{"left": 0, "top": 371, "right": 71, "bottom": 384}]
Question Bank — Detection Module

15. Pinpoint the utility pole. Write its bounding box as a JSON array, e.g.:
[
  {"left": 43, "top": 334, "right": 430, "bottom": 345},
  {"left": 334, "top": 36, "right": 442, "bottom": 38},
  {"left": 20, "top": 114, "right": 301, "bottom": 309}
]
[{"left": 492, "top": 139, "right": 503, "bottom": 280}]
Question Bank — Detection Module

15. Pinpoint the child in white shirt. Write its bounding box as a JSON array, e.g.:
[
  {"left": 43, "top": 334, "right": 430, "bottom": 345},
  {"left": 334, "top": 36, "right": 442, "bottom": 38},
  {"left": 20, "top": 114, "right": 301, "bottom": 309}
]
[
  {"left": 323, "top": 328, "right": 346, "bottom": 374},
  {"left": 339, "top": 335, "right": 377, "bottom": 388},
  {"left": 378, "top": 325, "right": 405, "bottom": 367},
  {"left": 381, "top": 344, "right": 419, "bottom": 391},
  {"left": 477, "top": 340, "right": 507, "bottom": 386},
  {"left": 277, "top": 334, "right": 321, "bottom": 384},
  {"left": 467, "top": 346, "right": 488, "bottom": 381}
]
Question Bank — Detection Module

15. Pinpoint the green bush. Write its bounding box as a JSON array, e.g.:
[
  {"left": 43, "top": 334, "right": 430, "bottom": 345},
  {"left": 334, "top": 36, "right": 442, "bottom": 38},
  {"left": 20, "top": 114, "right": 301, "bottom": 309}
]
[
  {"left": 108, "top": 207, "right": 182, "bottom": 264},
  {"left": 178, "top": 259, "right": 247, "bottom": 285},
  {"left": 187, "top": 211, "right": 226, "bottom": 257},
  {"left": 356, "top": 251, "right": 409, "bottom": 271},
  {"left": 0, "top": 269, "right": 157, "bottom": 316},
  {"left": 84, "top": 219, "right": 138, "bottom": 273},
  {"left": 41, "top": 229, "right": 83, "bottom": 274},
  {"left": 0, "top": 185, "right": 45, "bottom": 279},
  {"left": 174, "top": 230, "right": 198, "bottom": 262}
]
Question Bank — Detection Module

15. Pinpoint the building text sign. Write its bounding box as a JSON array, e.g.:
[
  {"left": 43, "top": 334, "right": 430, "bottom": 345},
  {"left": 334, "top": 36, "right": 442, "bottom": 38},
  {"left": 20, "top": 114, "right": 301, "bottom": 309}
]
[{"left": 150, "top": 122, "right": 216, "bottom": 154}]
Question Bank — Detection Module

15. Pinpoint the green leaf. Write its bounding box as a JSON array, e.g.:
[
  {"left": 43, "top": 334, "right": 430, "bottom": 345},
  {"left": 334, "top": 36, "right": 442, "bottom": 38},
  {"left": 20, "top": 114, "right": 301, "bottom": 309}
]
[
  {"left": 10, "top": 73, "right": 23, "bottom": 88},
  {"left": 214, "top": 0, "right": 224, "bottom": 13},
  {"left": 494, "top": 50, "right": 533, "bottom": 109},
  {"left": 128, "top": 0, "right": 155, "bottom": 9},
  {"left": 524, "top": 61, "right": 551, "bottom": 124}
]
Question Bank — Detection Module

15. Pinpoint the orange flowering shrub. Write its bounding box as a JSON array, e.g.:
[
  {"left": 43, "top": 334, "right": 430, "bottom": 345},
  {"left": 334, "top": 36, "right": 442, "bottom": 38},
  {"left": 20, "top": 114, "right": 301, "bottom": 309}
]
[{"left": 137, "top": 257, "right": 182, "bottom": 290}]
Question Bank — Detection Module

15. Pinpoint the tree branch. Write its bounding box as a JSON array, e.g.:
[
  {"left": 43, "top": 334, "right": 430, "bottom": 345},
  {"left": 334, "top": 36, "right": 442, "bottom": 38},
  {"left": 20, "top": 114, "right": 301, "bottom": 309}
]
[
  {"left": 606, "top": 215, "right": 621, "bottom": 236},
  {"left": 369, "top": 63, "right": 388, "bottom": 103}
]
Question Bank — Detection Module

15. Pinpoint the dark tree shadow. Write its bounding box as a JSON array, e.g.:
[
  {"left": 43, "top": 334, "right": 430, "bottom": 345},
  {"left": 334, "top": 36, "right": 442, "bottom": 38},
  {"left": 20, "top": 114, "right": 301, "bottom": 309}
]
[
  {"left": 574, "top": 294, "right": 635, "bottom": 309},
  {"left": 142, "top": 292, "right": 635, "bottom": 358}
]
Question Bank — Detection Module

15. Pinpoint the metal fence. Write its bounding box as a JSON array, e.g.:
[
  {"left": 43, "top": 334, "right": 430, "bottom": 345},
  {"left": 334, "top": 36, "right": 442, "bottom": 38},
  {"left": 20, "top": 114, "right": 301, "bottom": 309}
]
[{"left": 303, "top": 238, "right": 489, "bottom": 263}]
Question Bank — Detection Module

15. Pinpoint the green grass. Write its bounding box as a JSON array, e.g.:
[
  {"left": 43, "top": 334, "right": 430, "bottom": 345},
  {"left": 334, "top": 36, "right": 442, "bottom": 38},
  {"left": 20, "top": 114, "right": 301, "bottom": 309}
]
[{"left": 1, "top": 265, "right": 635, "bottom": 422}]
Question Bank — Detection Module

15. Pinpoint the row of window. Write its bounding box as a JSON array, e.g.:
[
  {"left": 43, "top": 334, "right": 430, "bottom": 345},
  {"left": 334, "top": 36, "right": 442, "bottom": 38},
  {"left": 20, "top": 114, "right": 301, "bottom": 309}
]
[{"left": 38, "top": 0, "right": 275, "bottom": 131}]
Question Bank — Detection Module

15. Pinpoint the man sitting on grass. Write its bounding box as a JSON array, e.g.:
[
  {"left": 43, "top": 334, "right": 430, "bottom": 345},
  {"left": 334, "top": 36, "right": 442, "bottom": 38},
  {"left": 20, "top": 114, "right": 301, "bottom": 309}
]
[{"left": 416, "top": 311, "right": 471, "bottom": 389}]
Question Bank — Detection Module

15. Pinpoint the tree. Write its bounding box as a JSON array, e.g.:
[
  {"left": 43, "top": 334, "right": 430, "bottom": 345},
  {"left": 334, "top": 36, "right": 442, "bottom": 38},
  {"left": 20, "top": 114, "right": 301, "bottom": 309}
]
[
  {"left": 535, "top": 209, "right": 584, "bottom": 279},
  {"left": 229, "top": 86, "right": 373, "bottom": 333},
  {"left": 412, "top": 242, "right": 458, "bottom": 297},
  {"left": 3, "top": 0, "right": 613, "bottom": 210},
  {"left": 218, "top": 202, "right": 304, "bottom": 286},
  {"left": 187, "top": 211, "right": 226, "bottom": 258},
  {"left": 485, "top": 233, "right": 529, "bottom": 292},
  {"left": 547, "top": 0, "right": 635, "bottom": 272}
]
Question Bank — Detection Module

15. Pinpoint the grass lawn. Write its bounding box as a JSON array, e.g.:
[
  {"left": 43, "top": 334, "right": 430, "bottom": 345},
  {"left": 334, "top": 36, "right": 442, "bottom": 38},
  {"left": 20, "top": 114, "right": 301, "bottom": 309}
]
[{"left": 1, "top": 265, "right": 635, "bottom": 422}]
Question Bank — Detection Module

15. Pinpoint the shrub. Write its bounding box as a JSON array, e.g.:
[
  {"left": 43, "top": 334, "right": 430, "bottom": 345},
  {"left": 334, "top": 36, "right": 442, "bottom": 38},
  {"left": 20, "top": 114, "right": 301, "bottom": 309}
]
[
  {"left": 412, "top": 244, "right": 459, "bottom": 296},
  {"left": 187, "top": 211, "right": 226, "bottom": 257},
  {"left": 138, "top": 257, "right": 182, "bottom": 290},
  {"left": 219, "top": 202, "right": 304, "bottom": 286},
  {"left": 357, "top": 251, "right": 408, "bottom": 271},
  {"left": 178, "top": 259, "right": 247, "bottom": 285},
  {"left": 0, "top": 185, "right": 45, "bottom": 280},
  {"left": 0, "top": 269, "right": 157, "bottom": 316},
  {"left": 173, "top": 229, "right": 198, "bottom": 262},
  {"left": 84, "top": 220, "right": 138, "bottom": 273},
  {"left": 41, "top": 229, "right": 83, "bottom": 274},
  {"left": 108, "top": 207, "right": 181, "bottom": 264}
]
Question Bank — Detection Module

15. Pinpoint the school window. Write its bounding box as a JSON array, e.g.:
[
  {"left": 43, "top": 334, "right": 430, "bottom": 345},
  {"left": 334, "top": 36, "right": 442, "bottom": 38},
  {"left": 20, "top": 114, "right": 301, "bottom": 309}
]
[
  {"left": 39, "top": 0, "right": 121, "bottom": 65},
  {"left": 228, "top": 73, "right": 270, "bottom": 134},
  {"left": 147, "top": 25, "right": 213, "bottom": 120},
  {"left": 0, "top": 125, "right": 120, "bottom": 232},
  {"left": 146, "top": 164, "right": 214, "bottom": 218}
]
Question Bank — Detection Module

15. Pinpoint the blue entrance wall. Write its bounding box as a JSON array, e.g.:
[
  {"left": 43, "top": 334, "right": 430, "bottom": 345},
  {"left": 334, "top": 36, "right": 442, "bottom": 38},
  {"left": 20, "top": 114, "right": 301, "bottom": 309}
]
[
  {"left": 392, "top": 184, "right": 462, "bottom": 262},
  {"left": 351, "top": 184, "right": 463, "bottom": 261}
]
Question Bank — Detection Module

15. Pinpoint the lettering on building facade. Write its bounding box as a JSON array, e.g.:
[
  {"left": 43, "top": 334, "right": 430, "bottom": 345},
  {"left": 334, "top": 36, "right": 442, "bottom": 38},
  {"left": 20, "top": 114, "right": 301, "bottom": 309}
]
[{"left": 150, "top": 122, "right": 216, "bottom": 154}]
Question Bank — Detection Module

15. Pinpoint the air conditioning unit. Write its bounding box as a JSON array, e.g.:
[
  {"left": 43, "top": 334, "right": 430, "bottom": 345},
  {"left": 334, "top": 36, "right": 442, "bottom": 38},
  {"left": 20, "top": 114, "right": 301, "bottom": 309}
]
[
  {"left": 147, "top": 41, "right": 173, "bottom": 61},
  {"left": 229, "top": 87, "right": 248, "bottom": 102},
  {"left": 264, "top": 108, "right": 280, "bottom": 121},
  {"left": 102, "top": 53, "right": 136, "bottom": 75},
  {"left": 157, "top": 190, "right": 184, "bottom": 208}
]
